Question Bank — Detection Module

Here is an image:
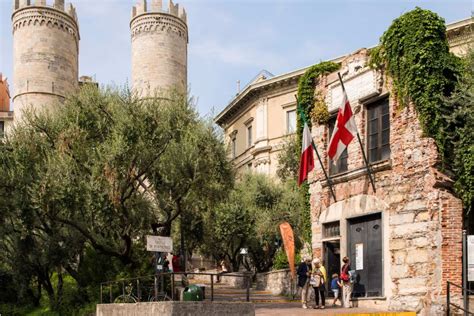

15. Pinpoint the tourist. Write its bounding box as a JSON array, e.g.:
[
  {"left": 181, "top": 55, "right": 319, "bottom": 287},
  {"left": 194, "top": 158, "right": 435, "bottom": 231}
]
[
  {"left": 296, "top": 257, "right": 312, "bottom": 309},
  {"left": 330, "top": 273, "right": 342, "bottom": 306},
  {"left": 311, "top": 258, "right": 326, "bottom": 309},
  {"left": 341, "top": 256, "right": 352, "bottom": 308}
]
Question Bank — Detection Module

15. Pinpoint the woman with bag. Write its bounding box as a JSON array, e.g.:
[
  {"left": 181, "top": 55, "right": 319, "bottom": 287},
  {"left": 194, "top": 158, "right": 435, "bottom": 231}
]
[
  {"left": 340, "top": 256, "right": 352, "bottom": 308},
  {"left": 311, "top": 258, "right": 326, "bottom": 309}
]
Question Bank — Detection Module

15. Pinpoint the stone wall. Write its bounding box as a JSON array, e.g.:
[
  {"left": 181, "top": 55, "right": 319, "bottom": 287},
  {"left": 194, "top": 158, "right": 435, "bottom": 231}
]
[
  {"left": 130, "top": 0, "right": 188, "bottom": 96},
  {"left": 96, "top": 302, "right": 255, "bottom": 316},
  {"left": 12, "top": 1, "right": 79, "bottom": 119},
  {"left": 256, "top": 269, "right": 293, "bottom": 295},
  {"left": 308, "top": 50, "right": 463, "bottom": 315}
]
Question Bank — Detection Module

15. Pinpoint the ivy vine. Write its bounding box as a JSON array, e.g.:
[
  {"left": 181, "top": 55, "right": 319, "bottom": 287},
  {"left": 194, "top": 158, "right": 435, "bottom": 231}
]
[
  {"left": 295, "top": 61, "right": 340, "bottom": 242},
  {"left": 370, "top": 7, "right": 461, "bottom": 162},
  {"left": 370, "top": 7, "right": 473, "bottom": 213}
]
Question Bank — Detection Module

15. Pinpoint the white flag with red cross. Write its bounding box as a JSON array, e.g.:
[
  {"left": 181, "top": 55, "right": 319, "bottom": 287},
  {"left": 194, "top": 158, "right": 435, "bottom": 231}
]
[{"left": 328, "top": 85, "right": 357, "bottom": 161}]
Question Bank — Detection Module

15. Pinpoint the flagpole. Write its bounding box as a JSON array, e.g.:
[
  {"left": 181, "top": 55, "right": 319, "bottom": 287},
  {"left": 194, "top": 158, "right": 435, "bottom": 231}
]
[
  {"left": 337, "top": 73, "right": 376, "bottom": 193},
  {"left": 295, "top": 95, "right": 337, "bottom": 202}
]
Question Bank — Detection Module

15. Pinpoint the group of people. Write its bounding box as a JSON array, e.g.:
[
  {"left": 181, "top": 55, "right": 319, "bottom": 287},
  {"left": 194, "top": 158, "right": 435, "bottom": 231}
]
[{"left": 296, "top": 256, "right": 353, "bottom": 309}]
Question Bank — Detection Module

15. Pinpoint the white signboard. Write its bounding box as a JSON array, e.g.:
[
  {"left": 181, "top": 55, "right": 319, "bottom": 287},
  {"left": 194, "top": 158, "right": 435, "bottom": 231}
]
[
  {"left": 467, "top": 235, "right": 474, "bottom": 281},
  {"left": 355, "top": 243, "right": 364, "bottom": 270},
  {"left": 146, "top": 235, "right": 173, "bottom": 252}
]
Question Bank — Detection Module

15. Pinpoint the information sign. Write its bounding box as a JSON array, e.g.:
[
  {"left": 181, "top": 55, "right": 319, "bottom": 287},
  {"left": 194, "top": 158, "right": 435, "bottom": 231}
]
[{"left": 146, "top": 235, "right": 173, "bottom": 252}]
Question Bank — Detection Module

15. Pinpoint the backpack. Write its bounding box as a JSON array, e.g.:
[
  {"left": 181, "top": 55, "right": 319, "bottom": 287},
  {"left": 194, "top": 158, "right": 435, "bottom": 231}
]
[{"left": 310, "top": 268, "right": 323, "bottom": 287}]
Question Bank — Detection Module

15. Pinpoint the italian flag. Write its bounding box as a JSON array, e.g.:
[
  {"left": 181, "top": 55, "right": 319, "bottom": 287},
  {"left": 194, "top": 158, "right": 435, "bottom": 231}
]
[{"left": 298, "top": 120, "right": 315, "bottom": 186}]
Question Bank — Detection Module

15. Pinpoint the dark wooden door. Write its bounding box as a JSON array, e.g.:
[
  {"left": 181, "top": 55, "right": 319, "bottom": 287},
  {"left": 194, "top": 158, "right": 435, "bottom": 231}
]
[
  {"left": 348, "top": 213, "right": 382, "bottom": 297},
  {"left": 324, "top": 241, "right": 340, "bottom": 296}
]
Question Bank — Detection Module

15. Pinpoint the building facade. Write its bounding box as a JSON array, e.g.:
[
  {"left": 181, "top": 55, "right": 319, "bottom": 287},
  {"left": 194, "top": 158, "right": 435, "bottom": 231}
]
[
  {"left": 12, "top": 0, "right": 80, "bottom": 120},
  {"left": 215, "top": 18, "right": 472, "bottom": 179},
  {"left": 0, "top": 74, "right": 14, "bottom": 137},
  {"left": 308, "top": 49, "right": 463, "bottom": 314},
  {"left": 130, "top": 0, "right": 188, "bottom": 96}
]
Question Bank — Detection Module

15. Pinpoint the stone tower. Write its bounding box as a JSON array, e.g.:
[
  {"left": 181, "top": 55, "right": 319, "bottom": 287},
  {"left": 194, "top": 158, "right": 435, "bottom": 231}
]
[
  {"left": 130, "top": 0, "right": 188, "bottom": 96},
  {"left": 12, "top": 0, "right": 79, "bottom": 119}
]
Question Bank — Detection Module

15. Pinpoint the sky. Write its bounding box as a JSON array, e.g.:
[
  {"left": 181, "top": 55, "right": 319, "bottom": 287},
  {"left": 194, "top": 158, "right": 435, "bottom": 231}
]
[{"left": 0, "top": 0, "right": 472, "bottom": 117}]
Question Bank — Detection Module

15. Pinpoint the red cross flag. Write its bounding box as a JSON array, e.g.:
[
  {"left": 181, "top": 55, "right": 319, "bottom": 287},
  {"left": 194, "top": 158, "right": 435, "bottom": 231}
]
[{"left": 328, "top": 85, "right": 357, "bottom": 161}]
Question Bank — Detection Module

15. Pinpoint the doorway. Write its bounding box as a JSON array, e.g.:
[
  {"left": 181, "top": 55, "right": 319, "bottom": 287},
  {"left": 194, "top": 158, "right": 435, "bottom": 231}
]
[
  {"left": 347, "top": 213, "right": 383, "bottom": 297},
  {"left": 323, "top": 240, "right": 340, "bottom": 297}
]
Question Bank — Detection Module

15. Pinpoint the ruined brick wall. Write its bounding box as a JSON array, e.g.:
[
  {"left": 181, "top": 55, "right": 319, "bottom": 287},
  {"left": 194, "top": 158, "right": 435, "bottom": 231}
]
[
  {"left": 308, "top": 50, "right": 463, "bottom": 315},
  {"left": 130, "top": 0, "right": 188, "bottom": 96},
  {"left": 12, "top": 0, "right": 79, "bottom": 119}
]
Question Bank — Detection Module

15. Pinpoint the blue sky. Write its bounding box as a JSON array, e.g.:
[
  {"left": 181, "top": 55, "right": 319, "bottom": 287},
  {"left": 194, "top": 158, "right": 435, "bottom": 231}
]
[{"left": 0, "top": 0, "right": 472, "bottom": 116}]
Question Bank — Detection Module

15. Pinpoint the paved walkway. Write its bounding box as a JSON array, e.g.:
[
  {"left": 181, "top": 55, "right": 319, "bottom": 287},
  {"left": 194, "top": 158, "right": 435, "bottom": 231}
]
[{"left": 255, "top": 302, "right": 414, "bottom": 315}]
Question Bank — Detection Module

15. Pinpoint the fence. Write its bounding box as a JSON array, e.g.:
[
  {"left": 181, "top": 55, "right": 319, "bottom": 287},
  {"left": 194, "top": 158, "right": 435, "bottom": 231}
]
[
  {"left": 100, "top": 271, "right": 252, "bottom": 303},
  {"left": 446, "top": 281, "right": 474, "bottom": 315}
]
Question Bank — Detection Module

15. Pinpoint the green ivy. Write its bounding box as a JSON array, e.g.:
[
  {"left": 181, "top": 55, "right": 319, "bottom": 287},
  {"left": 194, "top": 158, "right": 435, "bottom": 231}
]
[
  {"left": 310, "top": 91, "right": 330, "bottom": 125},
  {"left": 370, "top": 8, "right": 473, "bottom": 213},
  {"left": 295, "top": 61, "right": 340, "bottom": 242},
  {"left": 370, "top": 7, "right": 461, "bottom": 163}
]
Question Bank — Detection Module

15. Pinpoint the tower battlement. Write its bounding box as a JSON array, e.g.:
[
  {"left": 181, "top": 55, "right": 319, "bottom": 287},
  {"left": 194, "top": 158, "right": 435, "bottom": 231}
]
[
  {"left": 13, "top": 0, "right": 78, "bottom": 23},
  {"left": 131, "top": 0, "right": 187, "bottom": 24}
]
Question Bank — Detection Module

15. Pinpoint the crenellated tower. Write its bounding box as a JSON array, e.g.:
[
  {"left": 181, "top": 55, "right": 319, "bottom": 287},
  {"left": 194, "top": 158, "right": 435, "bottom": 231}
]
[
  {"left": 130, "top": 0, "right": 188, "bottom": 96},
  {"left": 12, "top": 0, "right": 79, "bottom": 119}
]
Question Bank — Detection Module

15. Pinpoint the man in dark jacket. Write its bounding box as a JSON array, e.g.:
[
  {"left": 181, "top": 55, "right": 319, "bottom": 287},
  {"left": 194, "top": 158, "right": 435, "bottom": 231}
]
[{"left": 296, "top": 257, "right": 312, "bottom": 309}]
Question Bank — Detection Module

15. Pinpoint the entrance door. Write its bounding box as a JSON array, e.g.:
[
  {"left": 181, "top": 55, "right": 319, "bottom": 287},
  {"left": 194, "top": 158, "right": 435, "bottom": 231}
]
[
  {"left": 324, "top": 240, "right": 340, "bottom": 297},
  {"left": 348, "top": 213, "right": 382, "bottom": 297}
]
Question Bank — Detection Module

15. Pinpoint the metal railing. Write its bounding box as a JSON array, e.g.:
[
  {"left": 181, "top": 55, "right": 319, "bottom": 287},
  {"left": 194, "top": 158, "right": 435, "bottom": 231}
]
[
  {"left": 100, "top": 271, "right": 253, "bottom": 304},
  {"left": 447, "top": 281, "right": 474, "bottom": 315}
]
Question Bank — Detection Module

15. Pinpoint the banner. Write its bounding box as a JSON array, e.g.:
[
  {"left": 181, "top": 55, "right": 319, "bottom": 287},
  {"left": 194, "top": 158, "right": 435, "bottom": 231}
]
[{"left": 279, "top": 222, "right": 296, "bottom": 280}]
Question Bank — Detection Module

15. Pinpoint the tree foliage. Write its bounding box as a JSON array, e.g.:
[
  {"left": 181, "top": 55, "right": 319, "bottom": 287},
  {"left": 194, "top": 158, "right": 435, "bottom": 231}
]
[
  {"left": 0, "top": 86, "right": 233, "bottom": 312},
  {"left": 200, "top": 173, "right": 305, "bottom": 272}
]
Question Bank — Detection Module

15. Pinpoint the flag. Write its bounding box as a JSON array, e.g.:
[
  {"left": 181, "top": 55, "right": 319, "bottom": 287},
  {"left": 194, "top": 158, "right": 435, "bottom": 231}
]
[
  {"left": 279, "top": 222, "right": 296, "bottom": 280},
  {"left": 328, "top": 84, "right": 357, "bottom": 161},
  {"left": 298, "top": 117, "right": 315, "bottom": 186}
]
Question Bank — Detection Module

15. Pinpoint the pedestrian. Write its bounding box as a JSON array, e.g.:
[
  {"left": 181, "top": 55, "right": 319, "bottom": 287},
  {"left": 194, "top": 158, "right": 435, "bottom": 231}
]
[
  {"left": 172, "top": 253, "right": 181, "bottom": 273},
  {"left": 311, "top": 258, "right": 326, "bottom": 309},
  {"left": 330, "top": 273, "right": 342, "bottom": 306},
  {"left": 340, "top": 256, "right": 353, "bottom": 308},
  {"left": 216, "top": 259, "right": 229, "bottom": 283},
  {"left": 296, "top": 257, "right": 312, "bottom": 309}
]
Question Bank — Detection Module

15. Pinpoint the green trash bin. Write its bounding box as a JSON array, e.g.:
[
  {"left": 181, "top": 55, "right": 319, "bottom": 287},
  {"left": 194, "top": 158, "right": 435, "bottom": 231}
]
[{"left": 183, "top": 285, "right": 203, "bottom": 301}]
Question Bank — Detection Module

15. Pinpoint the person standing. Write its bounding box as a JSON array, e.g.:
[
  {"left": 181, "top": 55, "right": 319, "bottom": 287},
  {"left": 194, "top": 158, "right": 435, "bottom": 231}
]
[
  {"left": 296, "top": 257, "right": 312, "bottom": 309},
  {"left": 341, "top": 256, "right": 352, "bottom": 308},
  {"left": 311, "top": 258, "right": 326, "bottom": 309}
]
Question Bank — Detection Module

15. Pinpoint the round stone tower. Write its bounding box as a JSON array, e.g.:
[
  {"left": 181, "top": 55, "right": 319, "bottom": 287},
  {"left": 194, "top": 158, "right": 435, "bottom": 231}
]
[
  {"left": 130, "top": 0, "right": 188, "bottom": 96},
  {"left": 12, "top": 0, "right": 79, "bottom": 119}
]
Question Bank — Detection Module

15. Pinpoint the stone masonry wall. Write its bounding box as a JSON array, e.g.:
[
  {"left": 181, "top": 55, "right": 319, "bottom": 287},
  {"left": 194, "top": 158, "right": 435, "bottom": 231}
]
[
  {"left": 12, "top": 2, "right": 79, "bottom": 119},
  {"left": 130, "top": 0, "right": 188, "bottom": 96},
  {"left": 308, "top": 51, "right": 463, "bottom": 315}
]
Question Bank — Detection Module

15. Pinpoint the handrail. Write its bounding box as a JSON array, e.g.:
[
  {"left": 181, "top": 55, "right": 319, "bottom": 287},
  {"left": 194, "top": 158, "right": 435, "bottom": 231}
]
[
  {"left": 447, "top": 281, "right": 474, "bottom": 315},
  {"left": 100, "top": 271, "right": 253, "bottom": 304}
]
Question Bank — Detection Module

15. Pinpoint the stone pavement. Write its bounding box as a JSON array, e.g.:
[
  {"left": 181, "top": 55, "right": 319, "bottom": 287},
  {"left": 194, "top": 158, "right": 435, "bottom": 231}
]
[{"left": 255, "top": 302, "right": 415, "bottom": 315}]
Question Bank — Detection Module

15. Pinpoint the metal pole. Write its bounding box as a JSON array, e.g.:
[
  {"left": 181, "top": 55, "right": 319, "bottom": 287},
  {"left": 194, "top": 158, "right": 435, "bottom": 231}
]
[
  {"left": 100, "top": 284, "right": 103, "bottom": 304},
  {"left": 211, "top": 274, "right": 214, "bottom": 301},
  {"left": 463, "top": 230, "right": 468, "bottom": 316},
  {"left": 311, "top": 140, "right": 337, "bottom": 201},
  {"left": 356, "top": 132, "right": 376, "bottom": 193},
  {"left": 109, "top": 284, "right": 112, "bottom": 303},
  {"left": 337, "top": 72, "right": 376, "bottom": 193},
  {"left": 447, "top": 281, "right": 450, "bottom": 316},
  {"left": 171, "top": 274, "right": 175, "bottom": 300},
  {"left": 181, "top": 214, "right": 186, "bottom": 272},
  {"left": 246, "top": 275, "right": 250, "bottom": 302},
  {"left": 154, "top": 275, "right": 158, "bottom": 301},
  {"left": 137, "top": 279, "right": 140, "bottom": 302}
]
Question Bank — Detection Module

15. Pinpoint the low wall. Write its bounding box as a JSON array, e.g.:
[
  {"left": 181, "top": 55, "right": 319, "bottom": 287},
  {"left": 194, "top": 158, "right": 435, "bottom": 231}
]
[
  {"left": 96, "top": 302, "right": 255, "bottom": 316},
  {"left": 256, "top": 269, "right": 293, "bottom": 295}
]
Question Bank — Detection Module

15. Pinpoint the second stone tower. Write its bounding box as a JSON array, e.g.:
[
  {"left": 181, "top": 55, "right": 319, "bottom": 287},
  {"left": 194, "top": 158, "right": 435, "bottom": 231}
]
[{"left": 130, "top": 0, "right": 188, "bottom": 96}]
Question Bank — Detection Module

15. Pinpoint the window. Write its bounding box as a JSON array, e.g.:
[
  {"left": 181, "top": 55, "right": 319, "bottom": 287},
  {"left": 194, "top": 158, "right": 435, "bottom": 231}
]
[
  {"left": 0, "top": 121, "right": 4, "bottom": 138},
  {"left": 231, "top": 137, "right": 236, "bottom": 158},
  {"left": 367, "top": 98, "right": 390, "bottom": 163},
  {"left": 286, "top": 109, "right": 296, "bottom": 134},
  {"left": 323, "top": 221, "right": 340, "bottom": 238},
  {"left": 247, "top": 125, "right": 253, "bottom": 148},
  {"left": 328, "top": 118, "right": 348, "bottom": 175}
]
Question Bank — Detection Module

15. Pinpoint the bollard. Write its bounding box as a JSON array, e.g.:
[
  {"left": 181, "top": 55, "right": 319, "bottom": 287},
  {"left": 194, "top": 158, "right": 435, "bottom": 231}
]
[{"left": 211, "top": 274, "right": 214, "bottom": 301}]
